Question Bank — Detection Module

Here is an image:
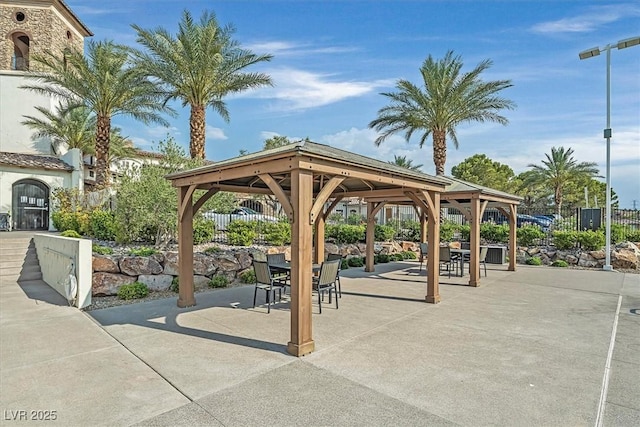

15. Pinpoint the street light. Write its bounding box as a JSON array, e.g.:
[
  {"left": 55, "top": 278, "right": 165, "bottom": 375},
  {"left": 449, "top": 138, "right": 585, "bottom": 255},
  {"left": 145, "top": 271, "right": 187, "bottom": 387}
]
[{"left": 579, "top": 36, "right": 640, "bottom": 271}]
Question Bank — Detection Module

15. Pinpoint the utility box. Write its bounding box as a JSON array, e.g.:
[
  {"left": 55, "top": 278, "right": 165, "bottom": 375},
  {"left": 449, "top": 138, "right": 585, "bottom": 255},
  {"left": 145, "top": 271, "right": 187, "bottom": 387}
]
[
  {"left": 580, "top": 208, "right": 602, "bottom": 231},
  {"left": 485, "top": 246, "right": 506, "bottom": 264}
]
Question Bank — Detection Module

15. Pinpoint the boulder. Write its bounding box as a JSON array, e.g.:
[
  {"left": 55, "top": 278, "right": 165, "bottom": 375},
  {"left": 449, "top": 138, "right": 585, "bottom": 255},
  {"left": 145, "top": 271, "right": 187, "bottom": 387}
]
[
  {"left": 324, "top": 243, "right": 340, "bottom": 256},
  {"left": 234, "top": 250, "right": 253, "bottom": 270},
  {"left": 92, "top": 255, "right": 120, "bottom": 273},
  {"left": 612, "top": 249, "right": 639, "bottom": 270},
  {"left": 565, "top": 254, "right": 578, "bottom": 265},
  {"left": 120, "top": 256, "right": 163, "bottom": 276},
  {"left": 163, "top": 252, "right": 216, "bottom": 276},
  {"left": 138, "top": 274, "right": 173, "bottom": 291},
  {"left": 589, "top": 250, "right": 606, "bottom": 260},
  {"left": 163, "top": 252, "right": 179, "bottom": 275},
  {"left": 211, "top": 253, "right": 240, "bottom": 273},
  {"left": 578, "top": 252, "right": 599, "bottom": 268},
  {"left": 93, "top": 273, "right": 137, "bottom": 296},
  {"left": 194, "top": 275, "right": 210, "bottom": 290}
]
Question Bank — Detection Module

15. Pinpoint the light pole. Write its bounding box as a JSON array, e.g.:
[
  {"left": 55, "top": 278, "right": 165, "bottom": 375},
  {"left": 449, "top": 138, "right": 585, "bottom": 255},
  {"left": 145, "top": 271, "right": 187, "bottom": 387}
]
[{"left": 579, "top": 36, "right": 640, "bottom": 272}]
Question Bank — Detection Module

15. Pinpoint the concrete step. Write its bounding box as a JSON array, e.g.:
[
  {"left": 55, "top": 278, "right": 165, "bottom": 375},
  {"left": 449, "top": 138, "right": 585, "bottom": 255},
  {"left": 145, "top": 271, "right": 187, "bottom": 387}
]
[{"left": 18, "top": 270, "right": 42, "bottom": 282}]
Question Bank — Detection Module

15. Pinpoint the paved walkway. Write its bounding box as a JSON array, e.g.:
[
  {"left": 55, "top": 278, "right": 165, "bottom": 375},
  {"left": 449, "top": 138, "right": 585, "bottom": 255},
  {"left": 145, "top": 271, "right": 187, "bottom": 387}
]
[{"left": 1, "top": 235, "right": 638, "bottom": 425}]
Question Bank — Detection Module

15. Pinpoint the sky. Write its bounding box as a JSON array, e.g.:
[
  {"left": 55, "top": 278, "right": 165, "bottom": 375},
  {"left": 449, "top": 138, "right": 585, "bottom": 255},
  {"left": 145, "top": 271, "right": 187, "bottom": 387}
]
[{"left": 67, "top": 0, "right": 640, "bottom": 208}]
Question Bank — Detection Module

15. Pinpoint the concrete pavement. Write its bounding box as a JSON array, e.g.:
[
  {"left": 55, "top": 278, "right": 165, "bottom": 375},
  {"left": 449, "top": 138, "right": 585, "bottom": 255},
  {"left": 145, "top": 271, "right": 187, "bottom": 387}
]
[{"left": 1, "top": 235, "right": 639, "bottom": 425}]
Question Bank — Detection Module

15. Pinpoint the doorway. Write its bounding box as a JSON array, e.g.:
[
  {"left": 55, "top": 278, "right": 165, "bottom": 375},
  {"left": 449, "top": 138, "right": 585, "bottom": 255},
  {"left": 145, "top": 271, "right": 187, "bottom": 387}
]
[{"left": 12, "top": 180, "right": 49, "bottom": 230}]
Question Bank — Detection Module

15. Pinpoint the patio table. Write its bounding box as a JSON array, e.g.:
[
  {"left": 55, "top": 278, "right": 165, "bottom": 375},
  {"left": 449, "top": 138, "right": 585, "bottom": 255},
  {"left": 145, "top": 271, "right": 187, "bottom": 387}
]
[{"left": 450, "top": 248, "right": 471, "bottom": 276}]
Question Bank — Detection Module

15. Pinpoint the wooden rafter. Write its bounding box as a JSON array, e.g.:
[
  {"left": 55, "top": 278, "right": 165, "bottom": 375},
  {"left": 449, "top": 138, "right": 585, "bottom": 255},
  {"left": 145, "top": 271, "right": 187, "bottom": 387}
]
[
  {"left": 259, "top": 173, "right": 293, "bottom": 220},
  {"left": 193, "top": 188, "right": 219, "bottom": 216},
  {"left": 310, "top": 177, "right": 345, "bottom": 224},
  {"left": 178, "top": 184, "right": 197, "bottom": 222}
]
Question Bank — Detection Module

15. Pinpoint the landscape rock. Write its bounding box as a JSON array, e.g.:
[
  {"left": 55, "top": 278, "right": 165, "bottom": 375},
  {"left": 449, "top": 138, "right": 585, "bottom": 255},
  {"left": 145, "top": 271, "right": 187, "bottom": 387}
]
[
  {"left": 92, "top": 255, "right": 120, "bottom": 273},
  {"left": 211, "top": 253, "right": 240, "bottom": 273},
  {"left": 93, "top": 273, "right": 137, "bottom": 296},
  {"left": 612, "top": 249, "right": 639, "bottom": 270},
  {"left": 578, "top": 252, "right": 599, "bottom": 268},
  {"left": 162, "top": 252, "right": 216, "bottom": 276},
  {"left": 234, "top": 250, "right": 253, "bottom": 270},
  {"left": 137, "top": 274, "right": 173, "bottom": 291},
  {"left": 120, "top": 256, "right": 163, "bottom": 276}
]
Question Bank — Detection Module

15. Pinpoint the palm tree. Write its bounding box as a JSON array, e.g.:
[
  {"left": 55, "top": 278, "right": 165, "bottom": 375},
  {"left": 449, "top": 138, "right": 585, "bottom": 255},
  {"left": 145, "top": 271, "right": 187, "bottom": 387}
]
[
  {"left": 389, "top": 155, "right": 423, "bottom": 171},
  {"left": 22, "top": 103, "right": 96, "bottom": 155},
  {"left": 132, "top": 10, "right": 273, "bottom": 159},
  {"left": 22, "top": 40, "right": 172, "bottom": 187},
  {"left": 524, "top": 146, "right": 599, "bottom": 215},
  {"left": 369, "top": 50, "right": 515, "bottom": 175}
]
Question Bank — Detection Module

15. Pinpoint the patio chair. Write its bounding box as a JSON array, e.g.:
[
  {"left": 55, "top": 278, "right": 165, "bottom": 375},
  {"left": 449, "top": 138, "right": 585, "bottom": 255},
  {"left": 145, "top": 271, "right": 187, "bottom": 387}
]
[
  {"left": 252, "top": 260, "right": 288, "bottom": 313},
  {"left": 463, "top": 246, "right": 488, "bottom": 277},
  {"left": 418, "top": 243, "right": 428, "bottom": 271},
  {"left": 267, "top": 253, "right": 289, "bottom": 282},
  {"left": 326, "top": 253, "right": 343, "bottom": 297},
  {"left": 312, "top": 259, "right": 341, "bottom": 314},
  {"left": 439, "top": 246, "right": 456, "bottom": 278}
]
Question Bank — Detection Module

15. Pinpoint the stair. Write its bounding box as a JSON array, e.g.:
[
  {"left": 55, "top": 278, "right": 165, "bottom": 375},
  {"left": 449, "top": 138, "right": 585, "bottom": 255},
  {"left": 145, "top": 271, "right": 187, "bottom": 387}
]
[{"left": 0, "top": 236, "right": 42, "bottom": 283}]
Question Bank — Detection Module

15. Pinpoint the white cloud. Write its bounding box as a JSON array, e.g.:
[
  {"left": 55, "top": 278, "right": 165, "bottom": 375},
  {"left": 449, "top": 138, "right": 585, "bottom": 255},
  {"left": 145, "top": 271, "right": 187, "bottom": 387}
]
[
  {"left": 260, "top": 131, "right": 281, "bottom": 140},
  {"left": 205, "top": 125, "right": 227, "bottom": 140},
  {"left": 244, "top": 40, "right": 358, "bottom": 57},
  {"left": 531, "top": 4, "right": 640, "bottom": 34},
  {"left": 146, "top": 125, "right": 180, "bottom": 138},
  {"left": 248, "top": 68, "right": 393, "bottom": 111}
]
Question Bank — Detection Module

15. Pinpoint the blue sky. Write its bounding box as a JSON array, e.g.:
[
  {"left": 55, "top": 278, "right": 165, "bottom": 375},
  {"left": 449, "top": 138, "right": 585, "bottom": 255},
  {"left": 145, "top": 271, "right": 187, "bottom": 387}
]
[{"left": 68, "top": 0, "right": 640, "bottom": 208}]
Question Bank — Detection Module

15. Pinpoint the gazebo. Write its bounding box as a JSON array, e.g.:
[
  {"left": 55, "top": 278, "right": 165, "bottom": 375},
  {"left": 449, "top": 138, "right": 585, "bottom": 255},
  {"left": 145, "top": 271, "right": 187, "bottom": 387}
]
[{"left": 166, "top": 141, "right": 521, "bottom": 356}]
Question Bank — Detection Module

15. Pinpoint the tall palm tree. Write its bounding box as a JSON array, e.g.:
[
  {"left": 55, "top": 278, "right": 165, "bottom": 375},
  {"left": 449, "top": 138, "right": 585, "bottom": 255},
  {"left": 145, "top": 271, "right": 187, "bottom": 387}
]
[
  {"left": 369, "top": 50, "right": 515, "bottom": 175},
  {"left": 389, "top": 155, "right": 423, "bottom": 171},
  {"left": 524, "top": 146, "right": 599, "bottom": 215},
  {"left": 22, "top": 103, "right": 96, "bottom": 155},
  {"left": 22, "top": 40, "right": 172, "bottom": 187},
  {"left": 132, "top": 10, "right": 273, "bottom": 159}
]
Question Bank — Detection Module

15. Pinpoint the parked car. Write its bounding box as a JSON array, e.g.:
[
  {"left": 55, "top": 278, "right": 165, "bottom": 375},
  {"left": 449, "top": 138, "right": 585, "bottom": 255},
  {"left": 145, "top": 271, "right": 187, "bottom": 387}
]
[
  {"left": 517, "top": 214, "right": 551, "bottom": 232},
  {"left": 203, "top": 207, "right": 280, "bottom": 231}
]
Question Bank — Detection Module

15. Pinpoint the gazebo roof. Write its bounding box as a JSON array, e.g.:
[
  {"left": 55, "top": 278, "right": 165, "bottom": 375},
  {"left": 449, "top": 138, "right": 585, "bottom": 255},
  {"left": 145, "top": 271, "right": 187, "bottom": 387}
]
[{"left": 441, "top": 176, "right": 523, "bottom": 205}]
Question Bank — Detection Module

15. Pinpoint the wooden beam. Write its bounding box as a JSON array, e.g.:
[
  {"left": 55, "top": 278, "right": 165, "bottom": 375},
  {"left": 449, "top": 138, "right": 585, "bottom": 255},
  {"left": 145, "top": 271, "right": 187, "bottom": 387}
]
[
  {"left": 171, "top": 158, "right": 295, "bottom": 188},
  {"left": 314, "top": 215, "right": 325, "bottom": 264},
  {"left": 287, "top": 169, "right": 315, "bottom": 357},
  {"left": 508, "top": 204, "right": 517, "bottom": 271},
  {"left": 193, "top": 188, "right": 219, "bottom": 216},
  {"left": 426, "top": 190, "right": 440, "bottom": 303},
  {"left": 469, "top": 197, "right": 481, "bottom": 287},
  {"left": 418, "top": 190, "right": 436, "bottom": 216},
  {"left": 178, "top": 184, "right": 197, "bottom": 222},
  {"left": 310, "top": 176, "right": 345, "bottom": 224},
  {"left": 321, "top": 195, "right": 344, "bottom": 221},
  {"left": 365, "top": 202, "right": 376, "bottom": 272},
  {"left": 447, "top": 199, "right": 472, "bottom": 221},
  {"left": 177, "top": 186, "right": 195, "bottom": 308},
  {"left": 259, "top": 173, "right": 294, "bottom": 221},
  {"left": 404, "top": 191, "right": 429, "bottom": 213}
]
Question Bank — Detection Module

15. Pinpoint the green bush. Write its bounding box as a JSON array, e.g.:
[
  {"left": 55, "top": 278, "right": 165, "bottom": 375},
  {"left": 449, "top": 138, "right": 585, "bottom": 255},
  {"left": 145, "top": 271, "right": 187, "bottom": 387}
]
[
  {"left": 204, "top": 246, "right": 221, "bottom": 254},
  {"left": 341, "top": 258, "right": 349, "bottom": 270},
  {"left": 526, "top": 257, "right": 542, "bottom": 266},
  {"left": 227, "top": 220, "right": 257, "bottom": 246},
  {"left": 553, "top": 231, "right": 577, "bottom": 250},
  {"left": 374, "top": 225, "right": 396, "bottom": 242},
  {"left": 609, "top": 224, "right": 626, "bottom": 244},
  {"left": 440, "top": 221, "right": 456, "bottom": 242},
  {"left": 517, "top": 225, "right": 545, "bottom": 246},
  {"left": 263, "top": 220, "right": 291, "bottom": 245},
  {"left": 193, "top": 219, "right": 215, "bottom": 245},
  {"left": 376, "top": 254, "right": 390, "bottom": 263},
  {"left": 239, "top": 269, "right": 256, "bottom": 284},
  {"left": 60, "top": 230, "right": 82, "bottom": 238},
  {"left": 458, "top": 224, "right": 471, "bottom": 242},
  {"left": 402, "top": 250, "right": 417, "bottom": 260},
  {"left": 209, "top": 275, "right": 229, "bottom": 288},
  {"left": 551, "top": 260, "right": 569, "bottom": 267},
  {"left": 326, "top": 224, "right": 365, "bottom": 244},
  {"left": 170, "top": 277, "right": 179, "bottom": 292},
  {"left": 626, "top": 230, "right": 640, "bottom": 242},
  {"left": 480, "top": 223, "right": 509, "bottom": 243},
  {"left": 347, "top": 257, "right": 364, "bottom": 267},
  {"left": 397, "top": 220, "right": 420, "bottom": 242},
  {"left": 128, "top": 247, "right": 158, "bottom": 256},
  {"left": 346, "top": 213, "right": 365, "bottom": 225},
  {"left": 89, "top": 210, "right": 117, "bottom": 240},
  {"left": 92, "top": 244, "right": 113, "bottom": 255},
  {"left": 577, "top": 230, "right": 605, "bottom": 251},
  {"left": 117, "top": 282, "right": 149, "bottom": 300},
  {"left": 52, "top": 211, "right": 89, "bottom": 234}
]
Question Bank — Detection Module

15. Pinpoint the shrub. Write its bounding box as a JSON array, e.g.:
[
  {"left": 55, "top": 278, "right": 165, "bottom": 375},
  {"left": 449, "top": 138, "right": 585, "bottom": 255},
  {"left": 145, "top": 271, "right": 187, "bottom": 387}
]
[
  {"left": 209, "top": 275, "right": 229, "bottom": 288},
  {"left": 117, "top": 282, "right": 149, "bottom": 300},
  {"left": 402, "top": 250, "right": 417, "bottom": 260},
  {"left": 170, "top": 277, "right": 179, "bottom": 292},
  {"left": 458, "top": 224, "right": 471, "bottom": 242},
  {"left": 517, "top": 225, "right": 545, "bottom": 246},
  {"left": 391, "top": 253, "right": 404, "bottom": 261},
  {"left": 553, "top": 231, "right": 577, "bottom": 250},
  {"left": 92, "top": 244, "right": 113, "bottom": 255},
  {"left": 376, "top": 254, "right": 390, "bottom": 263},
  {"left": 239, "top": 269, "right": 256, "bottom": 284},
  {"left": 340, "top": 258, "right": 349, "bottom": 270},
  {"left": 326, "top": 224, "right": 365, "bottom": 244},
  {"left": 397, "top": 220, "right": 420, "bottom": 242},
  {"left": 227, "top": 220, "right": 257, "bottom": 246},
  {"left": 346, "top": 213, "right": 365, "bottom": 225},
  {"left": 52, "top": 211, "right": 89, "bottom": 234},
  {"left": 128, "top": 247, "right": 158, "bottom": 256},
  {"left": 327, "top": 213, "right": 344, "bottom": 223},
  {"left": 577, "top": 230, "right": 605, "bottom": 251},
  {"left": 193, "top": 219, "right": 215, "bottom": 245},
  {"left": 626, "top": 230, "right": 640, "bottom": 243},
  {"left": 526, "top": 257, "right": 542, "bottom": 266},
  {"left": 609, "top": 224, "right": 626, "bottom": 244},
  {"left": 551, "top": 260, "right": 569, "bottom": 268},
  {"left": 60, "top": 230, "right": 81, "bottom": 238},
  {"left": 89, "top": 210, "right": 117, "bottom": 240},
  {"left": 374, "top": 225, "right": 396, "bottom": 242},
  {"left": 204, "top": 246, "right": 221, "bottom": 254},
  {"left": 347, "top": 257, "right": 364, "bottom": 267},
  {"left": 263, "top": 220, "right": 291, "bottom": 245},
  {"left": 480, "top": 223, "right": 509, "bottom": 243},
  {"left": 440, "top": 221, "right": 456, "bottom": 242}
]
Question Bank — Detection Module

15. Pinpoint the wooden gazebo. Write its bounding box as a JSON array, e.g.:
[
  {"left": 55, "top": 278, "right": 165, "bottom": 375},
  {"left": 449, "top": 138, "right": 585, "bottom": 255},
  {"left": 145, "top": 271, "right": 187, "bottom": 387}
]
[{"left": 166, "top": 141, "right": 520, "bottom": 356}]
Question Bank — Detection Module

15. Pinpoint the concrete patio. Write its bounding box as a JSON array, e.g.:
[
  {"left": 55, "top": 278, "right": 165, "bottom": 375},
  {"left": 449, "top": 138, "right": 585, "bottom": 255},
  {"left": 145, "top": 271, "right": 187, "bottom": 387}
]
[{"left": 1, "top": 250, "right": 639, "bottom": 425}]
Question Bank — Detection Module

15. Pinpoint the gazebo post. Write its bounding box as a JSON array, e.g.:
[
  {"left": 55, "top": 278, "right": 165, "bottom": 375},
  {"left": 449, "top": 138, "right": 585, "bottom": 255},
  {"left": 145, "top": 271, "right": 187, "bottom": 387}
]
[
  {"left": 365, "top": 201, "right": 375, "bottom": 272},
  {"left": 314, "top": 215, "right": 325, "bottom": 264},
  {"left": 426, "top": 191, "right": 441, "bottom": 303},
  {"left": 508, "top": 204, "right": 517, "bottom": 271},
  {"left": 420, "top": 208, "right": 427, "bottom": 243},
  {"left": 469, "top": 197, "right": 481, "bottom": 286},
  {"left": 287, "top": 169, "right": 315, "bottom": 357},
  {"left": 177, "top": 186, "right": 195, "bottom": 308}
]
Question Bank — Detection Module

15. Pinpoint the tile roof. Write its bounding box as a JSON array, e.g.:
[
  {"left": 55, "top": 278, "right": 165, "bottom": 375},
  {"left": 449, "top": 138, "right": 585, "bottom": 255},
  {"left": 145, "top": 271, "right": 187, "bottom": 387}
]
[{"left": 0, "top": 152, "right": 74, "bottom": 171}]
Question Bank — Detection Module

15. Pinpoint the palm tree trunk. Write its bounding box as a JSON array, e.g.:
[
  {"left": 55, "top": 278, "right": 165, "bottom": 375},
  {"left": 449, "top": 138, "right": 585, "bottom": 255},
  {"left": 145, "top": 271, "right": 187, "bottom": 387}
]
[
  {"left": 432, "top": 130, "right": 447, "bottom": 175},
  {"left": 190, "top": 105, "right": 206, "bottom": 159},
  {"left": 95, "top": 114, "right": 111, "bottom": 187},
  {"left": 555, "top": 187, "right": 562, "bottom": 216}
]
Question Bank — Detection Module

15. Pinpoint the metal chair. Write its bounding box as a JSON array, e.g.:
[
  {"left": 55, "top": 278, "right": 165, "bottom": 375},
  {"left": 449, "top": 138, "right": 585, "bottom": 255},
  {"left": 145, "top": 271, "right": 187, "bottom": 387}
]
[
  {"left": 418, "top": 243, "right": 428, "bottom": 271},
  {"left": 326, "top": 253, "right": 343, "bottom": 298},
  {"left": 252, "top": 260, "right": 288, "bottom": 313},
  {"left": 463, "top": 246, "right": 489, "bottom": 277},
  {"left": 439, "top": 246, "right": 456, "bottom": 278},
  {"left": 312, "top": 259, "right": 341, "bottom": 314}
]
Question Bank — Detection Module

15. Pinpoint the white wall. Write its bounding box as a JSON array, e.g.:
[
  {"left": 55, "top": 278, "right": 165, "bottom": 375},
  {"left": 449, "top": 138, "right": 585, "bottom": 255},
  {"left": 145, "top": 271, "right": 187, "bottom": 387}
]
[
  {"left": 0, "top": 71, "right": 55, "bottom": 154},
  {"left": 33, "top": 233, "right": 92, "bottom": 309}
]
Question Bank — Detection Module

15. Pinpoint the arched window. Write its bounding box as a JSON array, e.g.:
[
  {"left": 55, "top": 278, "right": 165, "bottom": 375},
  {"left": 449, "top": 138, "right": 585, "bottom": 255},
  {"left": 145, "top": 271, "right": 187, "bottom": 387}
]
[
  {"left": 11, "top": 32, "right": 30, "bottom": 71},
  {"left": 12, "top": 179, "right": 49, "bottom": 230}
]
